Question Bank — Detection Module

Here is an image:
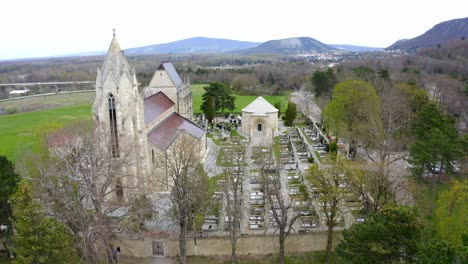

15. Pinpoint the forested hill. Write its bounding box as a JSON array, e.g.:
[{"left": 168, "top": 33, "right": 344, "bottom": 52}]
[
  {"left": 125, "top": 37, "right": 260, "bottom": 55},
  {"left": 239, "top": 37, "right": 336, "bottom": 54},
  {"left": 387, "top": 17, "right": 468, "bottom": 52}
]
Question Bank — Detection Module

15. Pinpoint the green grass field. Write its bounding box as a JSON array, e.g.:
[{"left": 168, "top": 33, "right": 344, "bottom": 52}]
[
  {"left": 0, "top": 91, "right": 94, "bottom": 113},
  {"left": 0, "top": 85, "right": 289, "bottom": 162},
  {"left": 191, "top": 84, "right": 288, "bottom": 114},
  {"left": 0, "top": 105, "right": 91, "bottom": 161}
]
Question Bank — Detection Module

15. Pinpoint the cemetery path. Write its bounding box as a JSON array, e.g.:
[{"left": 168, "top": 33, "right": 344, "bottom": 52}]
[
  {"left": 289, "top": 92, "right": 321, "bottom": 123},
  {"left": 203, "top": 137, "right": 223, "bottom": 177}
]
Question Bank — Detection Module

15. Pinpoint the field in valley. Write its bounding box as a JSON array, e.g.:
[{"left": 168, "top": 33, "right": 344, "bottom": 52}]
[
  {"left": 0, "top": 105, "right": 92, "bottom": 161},
  {"left": 0, "top": 85, "right": 289, "bottom": 161}
]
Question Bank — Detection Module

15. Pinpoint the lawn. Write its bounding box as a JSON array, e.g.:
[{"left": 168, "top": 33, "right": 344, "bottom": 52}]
[
  {"left": 1, "top": 85, "right": 288, "bottom": 116},
  {"left": 0, "top": 84, "right": 289, "bottom": 162},
  {"left": 184, "top": 251, "right": 337, "bottom": 264},
  {"left": 0, "top": 91, "right": 94, "bottom": 113},
  {"left": 0, "top": 104, "right": 91, "bottom": 162},
  {"left": 191, "top": 84, "right": 289, "bottom": 114}
]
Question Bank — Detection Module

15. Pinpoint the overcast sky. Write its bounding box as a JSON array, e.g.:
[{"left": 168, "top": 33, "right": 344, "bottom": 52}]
[{"left": 1, "top": 0, "right": 466, "bottom": 60}]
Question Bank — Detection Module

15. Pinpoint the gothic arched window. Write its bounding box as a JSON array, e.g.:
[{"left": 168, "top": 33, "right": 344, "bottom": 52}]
[
  {"left": 108, "top": 94, "right": 120, "bottom": 157},
  {"left": 116, "top": 178, "right": 123, "bottom": 201}
]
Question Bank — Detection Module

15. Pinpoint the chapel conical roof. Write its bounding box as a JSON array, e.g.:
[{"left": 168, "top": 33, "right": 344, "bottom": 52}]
[{"left": 242, "top": 96, "right": 278, "bottom": 114}]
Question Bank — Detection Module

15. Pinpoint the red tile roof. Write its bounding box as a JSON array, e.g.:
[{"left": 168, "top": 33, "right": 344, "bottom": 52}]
[
  {"left": 147, "top": 112, "right": 204, "bottom": 150},
  {"left": 48, "top": 131, "right": 75, "bottom": 147},
  {"left": 144, "top": 91, "right": 174, "bottom": 125}
]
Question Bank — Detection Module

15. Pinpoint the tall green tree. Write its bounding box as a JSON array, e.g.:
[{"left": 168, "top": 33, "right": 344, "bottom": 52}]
[
  {"left": 311, "top": 67, "right": 337, "bottom": 97},
  {"left": 395, "top": 83, "right": 428, "bottom": 115},
  {"left": 417, "top": 239, "right": 466, "bottom": 264},
  {"left": 204, "top": 95, "right": 216, "bottom": 123},
  {"left": 352, "top": 66, "right": 375, "bottom": 81},
  {"left": 0, "top": 155, "right": 20, "bottom": 237},
  {"left": 409, "top": 102, "right": 464, "bottom": 215},
  {"left": 322, "top": 80, "right": 383, "bottom": 159},
  {"left": 284, "top": 102, "right": 297, "bottom": 126},
  {"left": 11, "top": 181, "right": 78, "bottom": 264},
  {"left": 435, "top": 179, "right": 468, "bottom": 246},
  {"left": 336, "top": 205, "right": 423, "bottom": 263},
  {"left": 274, "top": 102, "right": 281, "bottom": 118},
  {"left": 200, "top": 82, "right": 235, "bottom": 114}
]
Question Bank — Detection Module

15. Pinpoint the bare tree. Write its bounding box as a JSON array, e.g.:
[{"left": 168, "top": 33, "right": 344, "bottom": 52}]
[
  {"left": 257, "top": 146, "right": 300, "bottom": 264},
  {"left": 163, "top": 134, "right": 212, "bottom": 264},
  {"left": 220, "top": 143, "right": 247, "bottom": 264},
  {"left": 30, "top": 121, "right": 153, "bottom": 264},
  {"left": 362, "top": 84, "right": 414, "bottom": 210},
  {"left": 306, "top": 156, "right": 350, "bottom": 263},
  {"left": 347, "top": 168, "right": 393, "bottom": 215}
]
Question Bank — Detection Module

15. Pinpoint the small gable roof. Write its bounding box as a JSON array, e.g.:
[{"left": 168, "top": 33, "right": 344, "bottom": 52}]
[
  {"left": 147, "top": 113, "right": 204, "bottom": 150},
  {"left": 144, "top": 91, "right": 174, "bottom": 125},
  {"left": 242, "top": 96, "right": 278, "bottom": 114},
  {"left": 159, "top": 61, "right": 182, "bottom": 88}
]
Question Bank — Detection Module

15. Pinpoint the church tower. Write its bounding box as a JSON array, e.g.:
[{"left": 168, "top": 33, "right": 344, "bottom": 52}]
[
  {"left": 143, "top": 61, "right": 193, "bottom": 120},
  {"left": 92, "top": 30, "right": 151, "bottom": 201}
]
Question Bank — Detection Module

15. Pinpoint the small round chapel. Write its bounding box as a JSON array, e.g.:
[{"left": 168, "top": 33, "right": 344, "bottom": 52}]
[{"left": 241, "top": 96, "right": 278, "bottom": 143}]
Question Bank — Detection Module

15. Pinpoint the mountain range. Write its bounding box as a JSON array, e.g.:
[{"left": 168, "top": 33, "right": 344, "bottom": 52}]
[
  {"left": 124, "top": 37, "right": 260, "bottom": 55},
  {"left": 387, "top": 17, "right": 468, "bottom": 51},
  {"left": 123, "top": 17, "right": 467, "bottom": 55},
  {"left": 9, "top": 17, "right": 466, "bottom": 60},
  {"left": 238, "top": 37, "right": 335, "bottom": 54}
]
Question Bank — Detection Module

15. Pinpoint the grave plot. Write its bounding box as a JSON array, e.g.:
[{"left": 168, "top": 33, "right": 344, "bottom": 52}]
[
  {"left": 247, "top": 147, "right": 272, "bottom": 232},
  {"left": 216, "top": 144, "right": 246, "bottom": 233},
  {"left": 223, "top": 190, "right": 243, "bottom": 231},
  {"left": 249, "top": 170, "right": 263, "bottom": 185},
  {"left": 249, "top": 207, "right": 265, "bottom": 230},
  {"left": 250, "top": 188, "right": 264, "bottom": 207},
  {"left": 311, "top": 183, "right": 350, "bottom": 230},
  {"left": 295, "top": 141, "right": 309, "bottom": 161},
  {"left": 296, "top": 199, "right": 319, "bottom": 229},
  {"left": 251, "top": 146, "right": 273, "bottom": 168},
  {"left": 343, "top": 187, "right": 365, "bottom": 223},
  {"left": 249, "top": 186, "right": 265, "bottom": 230},
  {"left": 268, "top": 196, "right": 281, "bottom": 227},
  {"left": 218, "top": 147, "right": 245, "bottom": 167},
  {"left": 202, "top": 191, "right": 222, "bottom": 232},
  {"left": 288, "top": 128, "right": 300, "bottom": 143},
  {"left": 278, "top": 133, "right": 296, "bottom": 168},
  {"left": 280, "top": 148, "right": 295, "bottom": 165}
]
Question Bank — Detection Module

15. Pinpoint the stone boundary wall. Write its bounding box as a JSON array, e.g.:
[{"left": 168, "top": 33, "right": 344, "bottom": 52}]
[{"left": 116, "top": 231, "right": 342, "bottom": 258}]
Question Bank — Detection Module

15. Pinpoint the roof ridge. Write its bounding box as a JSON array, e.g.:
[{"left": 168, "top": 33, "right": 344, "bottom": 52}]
[
  {"left": 147, "top": 112, "right": 177, "bottom": 134},
  {"left": 144, "top": 90, "right": 175, "bottom": 104}
]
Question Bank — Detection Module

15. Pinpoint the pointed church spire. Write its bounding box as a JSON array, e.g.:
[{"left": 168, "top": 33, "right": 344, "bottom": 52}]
[
  {"left": 98, "top": 29, "right": 132, "bottom": 86},
  {"left": 108, "top": 28, "right": 122, "bottom": 53}
]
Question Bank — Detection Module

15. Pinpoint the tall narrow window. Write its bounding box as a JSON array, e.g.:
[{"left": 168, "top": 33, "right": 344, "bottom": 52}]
[
  {"left": 116, "top": 178, "right": 123, "bottom": 201},
  {"left": 257, "top": 123, "right": 262, "bottom": 131},
  {"left": 108, "top": 94, "right": 120, "bottom": 157},
  {"left": 152, "top": 149, "right": 155, "bottom": 163}
]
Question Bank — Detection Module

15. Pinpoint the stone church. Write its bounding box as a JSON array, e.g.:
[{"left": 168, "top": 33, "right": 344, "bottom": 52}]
[{"left": 92, "top": 32, "right": 206, "bottom": 200}]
